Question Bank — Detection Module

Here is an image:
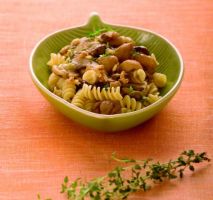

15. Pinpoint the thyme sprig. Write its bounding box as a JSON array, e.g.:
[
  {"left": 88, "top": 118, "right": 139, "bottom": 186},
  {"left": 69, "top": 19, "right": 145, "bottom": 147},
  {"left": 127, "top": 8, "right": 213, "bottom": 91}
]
[{"left": 39, "top": 150, "right": 210, "bottom": 200}]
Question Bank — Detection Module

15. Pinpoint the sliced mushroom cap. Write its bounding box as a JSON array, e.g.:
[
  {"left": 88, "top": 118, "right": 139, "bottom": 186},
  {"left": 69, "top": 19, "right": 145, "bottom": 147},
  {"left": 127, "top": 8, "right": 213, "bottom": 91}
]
[
  {"left": 97, "top": 55, "right": 118, "bottom": 73},
  {"left": 71, "top": 52, "right": 99, "bottom": 69},
  {"left": 119, "top": 60, "right": 142, "bottom": 72},
  {"left": 114, "top": 43, "right": 133, "bottom": 61},
  {"left": 73, "top": 37, "right": 90, "bottom": 52},
  {"left": 88, "top": 43, "right": 106, "bottom": 57}
]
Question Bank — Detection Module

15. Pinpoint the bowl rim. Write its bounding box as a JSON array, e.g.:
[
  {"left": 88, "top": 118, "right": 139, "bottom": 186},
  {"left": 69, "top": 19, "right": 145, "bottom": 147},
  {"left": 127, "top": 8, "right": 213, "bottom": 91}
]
[{"left": 29, "top": 13, "right": 184, "bottom": 119}]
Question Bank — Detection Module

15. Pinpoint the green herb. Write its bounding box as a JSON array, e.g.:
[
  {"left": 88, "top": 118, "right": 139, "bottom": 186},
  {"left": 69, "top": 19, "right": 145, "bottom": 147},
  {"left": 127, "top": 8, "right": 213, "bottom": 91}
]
[
  {"left": 100, "top": 52, "right": 111, "bottom": 57},
  {"left": 38, "top": 150, "right": 210, "bottom": 200},
  {"left": 103, "top": 84, "right": 110, "bottom": 90},
  {"left": 88, "top": 27, "right": 113, "bottom": 38},
  {"left": 132, "top": 50, "right": 141, "bottom": 57},
  {"left": 128, "top": 86, "right": 134, "bottom": 93}
]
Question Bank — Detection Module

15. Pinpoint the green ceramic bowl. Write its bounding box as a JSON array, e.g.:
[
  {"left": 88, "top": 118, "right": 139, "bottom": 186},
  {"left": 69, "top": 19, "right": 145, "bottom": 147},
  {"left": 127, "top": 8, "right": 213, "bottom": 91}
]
[{"left": 29, "top": 12, "right": 184, "bottom": 132}]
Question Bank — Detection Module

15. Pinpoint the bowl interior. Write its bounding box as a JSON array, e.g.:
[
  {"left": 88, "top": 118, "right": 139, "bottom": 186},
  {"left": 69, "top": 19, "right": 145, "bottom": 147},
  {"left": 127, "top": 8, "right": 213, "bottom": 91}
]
[{"left": 32, "top": 16, "right": 181, "bottom": 98}]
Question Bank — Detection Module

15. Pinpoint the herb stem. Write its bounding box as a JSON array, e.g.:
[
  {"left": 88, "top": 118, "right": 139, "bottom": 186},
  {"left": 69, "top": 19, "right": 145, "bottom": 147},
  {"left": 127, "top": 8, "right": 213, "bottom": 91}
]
[{"left": 38, "top": 150, "right": 210, "bottom": 200}]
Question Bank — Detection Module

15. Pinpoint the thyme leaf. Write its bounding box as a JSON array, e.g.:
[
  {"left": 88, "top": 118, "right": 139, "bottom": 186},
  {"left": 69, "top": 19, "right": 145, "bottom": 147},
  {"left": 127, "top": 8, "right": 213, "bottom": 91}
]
[
  {"left": 88, "top": 27, "right": 114, "bottom": 38},
  {"left": 38, "top": 150, "right": 210, "bottom": 200}
]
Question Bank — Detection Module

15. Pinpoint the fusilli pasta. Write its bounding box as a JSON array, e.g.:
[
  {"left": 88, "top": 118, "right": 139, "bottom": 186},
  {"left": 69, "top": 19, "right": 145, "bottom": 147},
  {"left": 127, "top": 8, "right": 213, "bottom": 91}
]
[
  {"left": 71, "top": 90, "right": 85, "bottom": 108},
  {"left": 120, "top": 95, "right": 143, "bottom": 113},
  {"left": 82, "top": 69, "right": 98, "bottom": 85},
  {"left": 47, "top": 53, "right": 67, "bottom": 67},
  {"left": 48, "top": 73, "right": 60, "bottom": 90},
  {"left": 82, "top": 84, "right": 123, "bottom": 101},
  {"left": 62, "top": 80, "right": 76, "bottom": 101},
  {"left": 130, "top": 69, "right": 146, "bottom": 83}
]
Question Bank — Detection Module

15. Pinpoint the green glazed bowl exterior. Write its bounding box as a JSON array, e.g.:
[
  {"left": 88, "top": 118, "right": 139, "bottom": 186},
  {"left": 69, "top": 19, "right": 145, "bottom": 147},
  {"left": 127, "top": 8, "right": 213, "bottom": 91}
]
[{"left": 29, "top": 12, "right": 184, "bottom": 132}]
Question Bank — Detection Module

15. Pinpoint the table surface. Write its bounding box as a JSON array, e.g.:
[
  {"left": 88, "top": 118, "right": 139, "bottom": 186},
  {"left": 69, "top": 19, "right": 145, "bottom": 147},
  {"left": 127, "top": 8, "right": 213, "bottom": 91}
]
[{"left": 0, "top": 0, "right": 213, "bottom": 199}]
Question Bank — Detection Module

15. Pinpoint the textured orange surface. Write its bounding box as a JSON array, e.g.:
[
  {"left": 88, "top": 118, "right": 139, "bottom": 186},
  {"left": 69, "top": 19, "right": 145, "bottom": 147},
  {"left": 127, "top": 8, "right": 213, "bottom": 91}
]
[{"left": 0, "top": 0, "right": 213, "bottom": 199}]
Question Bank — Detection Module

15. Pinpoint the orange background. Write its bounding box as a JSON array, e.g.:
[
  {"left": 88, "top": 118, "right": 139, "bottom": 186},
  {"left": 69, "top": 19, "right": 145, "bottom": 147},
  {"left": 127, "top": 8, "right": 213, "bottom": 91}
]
[{"left": 0, "top": 0, "right": 213, "bottom": 199}]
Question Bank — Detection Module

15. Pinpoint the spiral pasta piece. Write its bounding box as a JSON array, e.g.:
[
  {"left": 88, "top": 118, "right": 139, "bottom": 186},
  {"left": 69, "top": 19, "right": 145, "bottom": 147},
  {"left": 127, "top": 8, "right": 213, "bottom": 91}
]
[
  {"left": 130, "top": 69, "right": 146, "bottom": 83},
  {"left": 153, "top": 72, "right": 167, "bottom": 88},
  {"left": 47, "top": 53, "right": 67, "bottom": 67},
  {"left": 56, "top": 78, "right": 65, "bottom": 89},
  {"left": 48, "top": 73, "right": 60, "bottom": 90},
  {"left": 53, "top": 87, "right": 62, "bottom": 97},
  {"left": 148, "top": 83, "right": 159, "bottom": 95},
  {"left": 142, "top": 82, "right": 159, "bottom": 96},
  {"left": 62, "top": 80, "right": 76, "bottom": 101},
  {"left": 81, "top": 84, "right": 123, "bottom": 101},
  {"left": 71, "top": 90, "right": 85, "bottom": 108},
  {"left": 84, "top": 100, "right": 96, "bottom": 111},
  {"left": 82, "top": 69, "right": 98, "bottom": 85},
  {"left": 147, "top": 94, "right": 161, "bottom": 104},
  {"left": 120, "top": 95, "right": 143, "bottom": 112}
]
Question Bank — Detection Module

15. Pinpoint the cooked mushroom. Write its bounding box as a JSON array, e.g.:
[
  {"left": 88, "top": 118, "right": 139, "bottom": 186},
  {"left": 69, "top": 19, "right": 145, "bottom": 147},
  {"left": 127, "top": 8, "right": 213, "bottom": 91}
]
[
  {"left": 120, "top": 36, "right": 134, "bottom": 44},
  {"left": 109, "top": 81, "right": 121, "bottom": 88},
  {"left": 91, "top": 101, "right": 101, "bottom": 113},
  {"left": 133, "top": 53, "right": 158, "bottom": 72},
  {"left": 121, "top": 87, "right": 131, "bottom": 95},
  {"left": 119, "top": 60, "right": 142, "bottom": 72},
  {"left": 88, "top": 43, "right": 106, "bottom": 57},
  {"left": 97, "top": 55, "right": 118, "bottom": 73},
  {"left": 110, "top": 101, "right": 122, "bottom": 114},
  {"left": 114, "top": 43, "right": 133, "bottom": 61},
  {"left": 99, "top": 31, "right": 124, "bottom": 47},
  {"left": 60, "top": 45, "right": 71, "bottom": 55},
  {"left": 129, "top": 91, "right": 142, "bottom": 100},
  {"left": 111, "top": 73, "right": 121, "bottom": 80},
  {"left": 99, "top": 100, "right": 121, "bottom": 114},
  {"left": 121, "top": 87, "right": 141, "bottom": 100},
  {"left": 71, "top": 52, "right": 99, "bottom": 69},
  {"left": 133, "top": 46, "right": 150, "bottom": 55},
  {"left": 72, "top": 37, "right": 90, "bottom": 53}
]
